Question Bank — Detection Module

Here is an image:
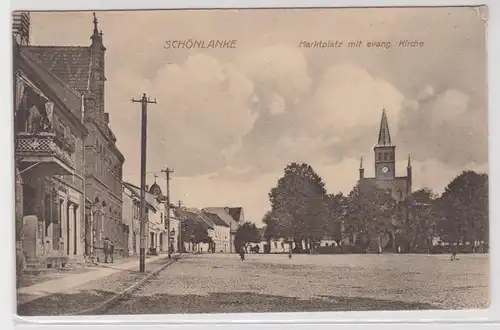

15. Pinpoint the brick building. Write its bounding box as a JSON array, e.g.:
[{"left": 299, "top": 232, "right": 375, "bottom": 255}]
[
  {"left": 22, "top": 13, "right": 126, "bottom": 260},
  {"left": 13, "top": 12, "right": 89, "bottom": 265}
]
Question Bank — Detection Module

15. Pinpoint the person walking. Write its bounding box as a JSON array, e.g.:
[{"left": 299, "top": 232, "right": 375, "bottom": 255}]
[
  {"left": 109, "top": 239, "right": 115, "bottom": 263},
  {"left": 103, "top": 237, "right": 110, "bottom": 263},
  {"left": 239, "top": 247, "right": 245, "bottom": 261}
]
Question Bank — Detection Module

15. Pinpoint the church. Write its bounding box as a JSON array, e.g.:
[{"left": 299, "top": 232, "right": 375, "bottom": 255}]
[
  {"left": 356, "top": 109, "right": 413, "bottom": 252},
  {"left": 359, "top": 109, "right": 412, "bottom": 203}
]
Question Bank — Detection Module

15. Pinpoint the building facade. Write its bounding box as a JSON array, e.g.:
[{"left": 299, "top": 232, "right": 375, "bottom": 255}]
[
  {"left": 202, "top": 206, "right": 243, "bottom": 253},
  {"left": 122, "top": 182, "right": 160, "bottom": 255},
  {"left": 21, "top": 13, "right": 126, "bottom": 260},
  {"left": 203, "top": 212, "right": 231, "bottom": 253},
  {"left": 14, "top": 13, "right": 90, "bottom": 265}
]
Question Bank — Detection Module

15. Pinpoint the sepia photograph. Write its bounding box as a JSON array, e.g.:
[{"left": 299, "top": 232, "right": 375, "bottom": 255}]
[{"left": 12, "top": 6, "right": 489, "bottom": 316}]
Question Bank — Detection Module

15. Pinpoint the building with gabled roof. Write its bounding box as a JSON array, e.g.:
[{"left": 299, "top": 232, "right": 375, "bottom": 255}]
[
  {"left": 203, "top": 211, "right": 230, "bottom": 253},
  {"left": 19, "top": 12, "right": 126, "bottom": 260},
  {"left": 202, "top": 206, "right": 244, "bottom": 253}
]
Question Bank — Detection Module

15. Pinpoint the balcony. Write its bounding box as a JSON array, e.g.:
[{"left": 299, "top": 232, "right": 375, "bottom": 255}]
[{"left": 16, "top": 132, "right": 75, "bottom": 175}]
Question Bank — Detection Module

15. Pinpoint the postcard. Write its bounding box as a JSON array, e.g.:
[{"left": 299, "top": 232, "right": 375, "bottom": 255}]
[{"left": 12, "top": 7, "right": 488, "bottom": 316}]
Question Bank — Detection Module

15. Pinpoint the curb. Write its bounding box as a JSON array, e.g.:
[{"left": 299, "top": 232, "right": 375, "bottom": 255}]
[{"left": 67, "top": 255, "right": 184, "bottom": 316}]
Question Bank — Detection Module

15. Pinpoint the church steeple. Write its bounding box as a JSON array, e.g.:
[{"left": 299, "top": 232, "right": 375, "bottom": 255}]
[
  {"left": 377, "top": 108, "right": 392, "bottom": 146},
  {"left": 359, "top": 157, "right": 364, "bottom": 180},
  {"left": 90, "top": 12, "right": 105, "bottom": 50},
  {"left": 374, "top": 108, "right": 396, "bottom": 180}
]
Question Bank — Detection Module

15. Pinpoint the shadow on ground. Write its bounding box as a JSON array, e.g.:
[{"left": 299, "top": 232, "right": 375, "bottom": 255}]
[
  {"left": 105, "top": 291, "right": 442, "bottom": 314},
  {"left": 18, "top": 290, "right": 442, "bottom": 316}
]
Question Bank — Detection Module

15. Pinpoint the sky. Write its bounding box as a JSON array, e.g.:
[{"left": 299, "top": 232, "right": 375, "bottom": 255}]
[{"left": 29, "top": 7, "right": 488, "bottom": 226}]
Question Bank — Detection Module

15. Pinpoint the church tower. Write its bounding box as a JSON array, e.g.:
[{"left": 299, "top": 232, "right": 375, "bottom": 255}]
[
  {"left": 374, "top": 109, "right": 396, "bottom": 181},
  {"left": 86, "top": 12, "right": 107, "bottom": 124}
]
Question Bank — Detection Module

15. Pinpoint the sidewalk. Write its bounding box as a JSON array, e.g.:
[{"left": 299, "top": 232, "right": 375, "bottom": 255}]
[{"left": 17, "top": 255, "right": 165, "bottom": 305}]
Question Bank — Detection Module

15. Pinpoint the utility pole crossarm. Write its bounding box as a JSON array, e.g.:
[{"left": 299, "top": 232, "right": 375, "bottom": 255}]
[{"left": 132, "top": 93, "right": 157, "bottom": 104}]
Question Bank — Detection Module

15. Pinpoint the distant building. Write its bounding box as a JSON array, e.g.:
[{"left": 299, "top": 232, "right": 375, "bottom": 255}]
[
  {"left": 203, "top": 211, "right": 231, "bottom": 253},
  {"left": 122, "top": 182, "right": 162, "bottom": 255},
  {"left": 202, "top": 206, "right": 244, "bottom": 252},
  {"left": 174, "top": 207, "right": 215, "bottom": 253}
]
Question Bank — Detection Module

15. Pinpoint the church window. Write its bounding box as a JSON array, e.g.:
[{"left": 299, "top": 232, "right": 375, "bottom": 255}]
[
  {"left": 377, "top": 153, "right": 382, "bottom": 161},
  {"left": 383, "top": 152, "right": 388, "bottom": 161}
]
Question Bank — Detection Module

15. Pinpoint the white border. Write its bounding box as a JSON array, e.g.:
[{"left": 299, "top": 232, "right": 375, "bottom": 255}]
[{"left": 2, "top": 0, "right": 498, "bottom": 329}]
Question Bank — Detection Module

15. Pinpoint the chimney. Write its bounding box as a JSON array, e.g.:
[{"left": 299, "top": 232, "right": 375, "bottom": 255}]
[{"left": 12, "top": 12, "right": 30, "bottom": 46}]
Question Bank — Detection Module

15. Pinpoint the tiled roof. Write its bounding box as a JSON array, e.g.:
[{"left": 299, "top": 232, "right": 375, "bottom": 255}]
[
  {"left": 22, "top": 46, "right": 92, "bottom": 95},
  {"left": 122, "top": 182, "right": 159, "bottom": 211},
  {"left": 360, "top": 176, "right": 409, "bottom": 202},
  {"left": 173, "top": 208, "right": 214, "bottom": 230},
  {"left": 20, "top": 48, "right": 83, "bottom": 119},
  {"left": 202, "top": 207, "right": 238, "bottom": 231},
  {"left": 227, "top": 207, "right": 243, "bottom": 221},
  {"left": 203, "top": 211, "right": 230, "bottom": 227}
]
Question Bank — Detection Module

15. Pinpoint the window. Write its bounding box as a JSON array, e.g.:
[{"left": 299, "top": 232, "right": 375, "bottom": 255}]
[
  {"left": 160, "top": 212, "right": 163, "bottom": 224},
  {"left": 383, "top": 152, "right": 388, "bottom": 161},
  {"left": 274, "top": 242, "right": 278, "bottom": 248},
  {"left": 377, "top": 153, "right": 381, "bottom": 161}
]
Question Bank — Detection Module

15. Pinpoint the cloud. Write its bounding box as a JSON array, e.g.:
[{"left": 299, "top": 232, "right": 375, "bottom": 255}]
[
  {"left": 111, "top": 53, "right": 259, "bottom": 178},
  {"left": 396, "top": 86, "right": 488, "bottom": 168}
]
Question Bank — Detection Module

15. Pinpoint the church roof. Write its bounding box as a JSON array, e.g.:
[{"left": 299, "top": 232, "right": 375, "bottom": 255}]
[
  {"left": 377, "top": 109, "right": 392, "bottom": 146},
  {"left": 360, "top": 176, "right": 409, "bottom": 201},
  {"left": 148, "top": 182, "right": 162, "bottom": 198}
]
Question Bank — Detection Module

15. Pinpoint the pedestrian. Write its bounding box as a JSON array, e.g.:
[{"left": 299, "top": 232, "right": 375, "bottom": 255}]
[
  {"left": 103, "top": 237, "right": 109, "bottom": 263},
  {"left": 288, "top": 249, "right": 292, "bottom": 259},
  {"left": 239, "top": 248, "right": 245, "bottom": 261},
  {"left": 109, "top": 239, "right": 115, "bottom": 263},
  {"left": 450, "top": 245, "right": 459, "bottom": 261}
]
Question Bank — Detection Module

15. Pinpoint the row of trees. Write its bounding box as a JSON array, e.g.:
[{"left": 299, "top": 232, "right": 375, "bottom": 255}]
[{"left": 263, "top": 162, "right": 489, "bottom": 253}]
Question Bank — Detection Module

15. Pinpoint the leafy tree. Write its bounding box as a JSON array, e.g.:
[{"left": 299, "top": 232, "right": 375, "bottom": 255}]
[
  {"left": 267, "top": 163, "right": 330, "bottom": 251},
  {"left": 343, "top": 183, "right": 396, "bottom": 252},
  {"left": 234, "top": 222, "right": 262, "bottom": 252},
  {"left": 182, "top": 220, "right": 213, "bottom": 252},
  {"left": 436, "top": 171, "right": 488, "bottom": 247},
  {"left": 402, "top": 188, "right": 438, "bottom": 252},
  {"left": 325, "top": 192, "right": 347, "bottom": 244}
]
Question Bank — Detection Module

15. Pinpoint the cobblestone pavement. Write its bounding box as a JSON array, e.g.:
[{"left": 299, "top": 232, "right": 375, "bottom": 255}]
[
  {"left": 17, "top": 257, "right": 172, "bottom": 316},
  {"left": 107, "top": 253, "right": 489, "bottom": 314}
]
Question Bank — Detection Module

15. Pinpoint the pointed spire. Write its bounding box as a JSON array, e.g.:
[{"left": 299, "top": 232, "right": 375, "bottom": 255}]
[
  {"left": 153, "top": 173, "right": 158, "bottom": 183},
  {"left": 92, "top": 12, "right": 99, "bottom": 35},
  {"left": 359, "top": 156, "right": 364, "bottom": 169},
  {"left": 377, "top": 108, "right": 392, "bottom": 146},
  {"left": 407, "top": 154, "right": 412, "bottom": 168}
]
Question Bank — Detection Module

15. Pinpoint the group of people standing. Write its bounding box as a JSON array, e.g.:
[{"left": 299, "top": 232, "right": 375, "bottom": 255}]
[{"left": 103, "top": 237, "right": 115, "bottom": 263}]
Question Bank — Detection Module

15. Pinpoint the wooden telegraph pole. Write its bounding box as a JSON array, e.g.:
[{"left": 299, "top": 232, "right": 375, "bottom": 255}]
[
  {"left": 161, "top": 167, "right": 174, "bottom": 259},
  {"left": 132, "top": 93, "right": 156, "bottom": 273}
]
